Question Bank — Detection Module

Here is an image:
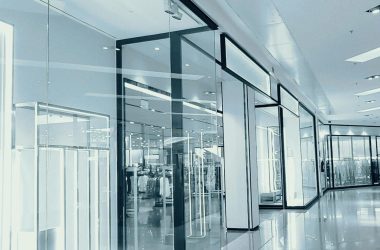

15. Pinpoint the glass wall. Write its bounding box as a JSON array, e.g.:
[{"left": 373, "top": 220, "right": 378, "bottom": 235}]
[
  {"left": 255, "top": 106, "right": 282, "bottom": 206},
  {"left": 317, "top": 122, "right": 332, "bottom": 191},
  {"left": 282, "top": 108, "right": 303, "bottom": 207},
  {"left": 331, "top": 135, "right": 371, "bottom": 187},
  {"left": 0, "top": 1, "right": 222, "bottom": 250},
  {"left": 299, "top": 107, "right": 318, "bottom": 204},
  {"left": 280, "top": 87, "right": 318, "bottom": 207}
]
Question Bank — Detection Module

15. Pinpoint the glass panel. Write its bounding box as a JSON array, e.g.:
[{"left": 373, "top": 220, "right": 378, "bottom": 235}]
[
  {"left": 282, "top": 109, "right": 303, "bottom": 207},
  {"left": 333, "top": 135, "right": 371, "bottom": 187},
  {"left": 181, "top": 30, "right": 221, "bottom": 249},
  {"left": 256, "top": 107, "right": 282, "bottom": 206},
  {"left": 299, "top": 107, "right": 317, "bottom": 204},
  {"left": 352, "top": 137, "right": 371, "bottom": 185},
  {"left": 318, "top": 122, "right": 330, "bottom": 191},
  {"left": 280, "top": 87, "right": 299, "bottom": 115},
  {"left": 255, "top": 91, "right": 276, "bottom": 106},
  {"left": 0, "top": 1, "right": 49, "bottom": 249},
  {"left": 1, "top": 1, "right": 223, "bottom": 250},
  {"left": 224, "top": 37, "right": 270, "bottom": 95},
  {"left": 123, "top": 34, "right": 173, "bottom": 249}
]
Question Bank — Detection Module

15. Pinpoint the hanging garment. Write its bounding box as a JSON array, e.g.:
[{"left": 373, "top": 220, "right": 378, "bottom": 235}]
[
  {"left": 160, "top": 177, "right": 171, "bottom": 198},
  {"left": 138, "top": 175, "right": 149, "bottom": 192}
]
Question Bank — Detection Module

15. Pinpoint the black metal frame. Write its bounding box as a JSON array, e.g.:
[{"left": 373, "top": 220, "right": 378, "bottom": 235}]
[
  {"left": 299, "top": 103, "right": 320, "bottom": 198},
  {"left": 220, "top": 33, "right": 276, "bottom": 104},
  {"left": 255, "top": 104, "right": 284, "bottom": 209},
  {"left": 277, "top": 84, "right": 320, "bottom": 209}
]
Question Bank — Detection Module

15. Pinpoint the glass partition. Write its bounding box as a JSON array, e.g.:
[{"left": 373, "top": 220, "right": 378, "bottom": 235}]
[
  {"left": 299, "top": 107, "right": 318, "bottom": 204},
  {"left": 331, "top": 135, "right": 371, "bottom": 187},
  {"left": 318, "top": 122, "right": 331, "bottom": 191},
  {"left": 0, "top": 1, "right": 223, "bottom": 250},
  {"left": 280, "top": 86, "right": 318, "bottom": 207},
  {"left": 255, "top": 106, "right": 282, "bottom": 206},
  {"left": 282, "top": 108, "right": 303, "bottom": 207}
]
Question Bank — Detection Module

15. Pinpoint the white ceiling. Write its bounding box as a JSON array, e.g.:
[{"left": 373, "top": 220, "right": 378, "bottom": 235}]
[
  {"left": 270, "top": 0, "right": 380, "bottom": 125},
  {"left": 48, "top": 0, "right": 203, "bottom": 39},
  {"left": 220, "top": 0, "right": 332, "bottom": 115}
]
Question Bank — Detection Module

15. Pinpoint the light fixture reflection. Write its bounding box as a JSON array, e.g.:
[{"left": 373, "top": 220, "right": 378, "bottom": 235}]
[{"left": 125, "top": 81, "right": 222, "bottom": 117}]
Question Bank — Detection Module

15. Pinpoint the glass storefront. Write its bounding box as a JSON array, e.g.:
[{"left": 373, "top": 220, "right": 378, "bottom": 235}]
[
  {"left": 0, "top": 1, "right": 222, "bottom": 249},
  {"left": 317, "top": 122, "right": 332, "bottom": 191},
  {"left": 280, "top": 86, "right": 318, "bottom": 207},
  {"left": 299, "top": 106, "right": 318, "bottom": 204},
  {"left": 255, "top": 106, "right": 282, "bottom": 206},
  {"left": 331, "top": 135, "right": 371, "bottom": 187}
]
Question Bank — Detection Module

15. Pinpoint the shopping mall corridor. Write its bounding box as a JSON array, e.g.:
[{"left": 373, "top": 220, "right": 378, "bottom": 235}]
[{"left": 223, "top": 187, "right": 380, "bottom": 250}]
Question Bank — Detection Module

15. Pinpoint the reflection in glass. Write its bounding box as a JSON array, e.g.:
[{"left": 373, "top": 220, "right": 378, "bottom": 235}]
[
  {"left": 13, "top": 103, "right": 110, "bottom": 250},
  {"left": 282, "top": 109, "right": 303, "bottom": 207},
  {"left": 121, "top": 21, "right": 221, "bottom": 250},
  {"left": 332, "top": 136, "right": 371, "bottom": 187},
  {"left": 255, "top": 107, "right": 282, "bottom": 206},
  {"left": 299, "top": 107, "right": 318, "bottom": 204},
  {"left": 317, "top": 123, "right": 331, "bottom": 191}
]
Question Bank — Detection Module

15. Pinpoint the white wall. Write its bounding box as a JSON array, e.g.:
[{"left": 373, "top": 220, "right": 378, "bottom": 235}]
[{"left": 222, "top": 79, "right": 259, "bottom": 229}]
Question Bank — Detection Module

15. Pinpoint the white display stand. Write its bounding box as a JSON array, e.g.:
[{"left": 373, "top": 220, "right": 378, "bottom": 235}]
[{"left": 11, "top": 102, "right": 111, "bottom": 250}]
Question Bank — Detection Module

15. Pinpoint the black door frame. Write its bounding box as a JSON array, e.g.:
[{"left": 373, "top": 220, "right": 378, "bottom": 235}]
[{"left": 115, "top": 1, "right": 218, "bottom": 248}]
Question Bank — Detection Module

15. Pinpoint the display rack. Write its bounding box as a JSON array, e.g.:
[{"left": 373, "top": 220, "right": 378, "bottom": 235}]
[{"left": 11, "top": 102, "right": 111, "bottom": 250}]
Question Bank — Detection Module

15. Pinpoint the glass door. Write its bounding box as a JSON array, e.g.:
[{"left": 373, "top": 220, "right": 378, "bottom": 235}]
[
  {"left": 256, "top": 106, "right": 283, "bottom": 206},
  {"left": 375, "top": 136, "right": 380, "bottom": 184}
]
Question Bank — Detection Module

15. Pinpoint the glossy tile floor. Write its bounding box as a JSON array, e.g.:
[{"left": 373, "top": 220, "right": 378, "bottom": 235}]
[{"left": 223, "top": 187, "right": 380, "bottom": 250}]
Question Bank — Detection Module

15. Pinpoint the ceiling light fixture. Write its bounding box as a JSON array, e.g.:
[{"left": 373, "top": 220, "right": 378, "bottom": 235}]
[
  {"left": 366, "top": 5, "right": 380, "bottom": 14},
  {"left": 346, "top": 47, "right": 380, "bottom": 63},
  {"left": 355, "top": 87, "right": 380, "bottom": 96},
  {"left": 125, "top": 82, "right": 172, "bottom": 101},
  {"left": 154, "top": 47, "right": 160, "bottom": 51},
  {"left": 365, "top": 75, "right": 380, "bottom": 80},
  {"left": 204, "top": 91, "right": 216, "bottom": 95},
  {"left": 366, "top": 100, "right": 376, "bottom": 103},
  {"left": 358, "top": 106, "right": 380, "bottom": 113},
  {"left": 185, "top": 63, "right": 190, "bottom": 67}
]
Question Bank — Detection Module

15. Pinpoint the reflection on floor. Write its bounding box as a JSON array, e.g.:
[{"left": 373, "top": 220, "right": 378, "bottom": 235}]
[{"left": 223, "top": 187, "right": 380, "bottom": 250}]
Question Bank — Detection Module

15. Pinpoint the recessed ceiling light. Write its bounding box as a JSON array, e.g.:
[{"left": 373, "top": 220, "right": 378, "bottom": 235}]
[
  {"left": 346, "top": 47, "right": 380, "bottom": 63},
  {"left": 355, "top": 87, "right": 380, "bottom": 96},
  {"left": 204, "top": 91, "right": 216, "bottom": 95},
  {"left": 129, "top": 121, "right": 135, "bottom": 124},
  {"left": 102, "top": 46, "right": 109, "bottom": 50},
  {"left": 366, "top": 5, "right": 380, "bottom": 14},
  {"left": 154, "top": 47, "right": 160, "bottom": 51},
  {"left": 185, "top": 63, "right": 190, "bottom": 67},
  {"left": 366, "top": 100, "right": 376, "bottom": 103},
  {"left": 365, "top": 75, "right": 380, "bottom": 80}
]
